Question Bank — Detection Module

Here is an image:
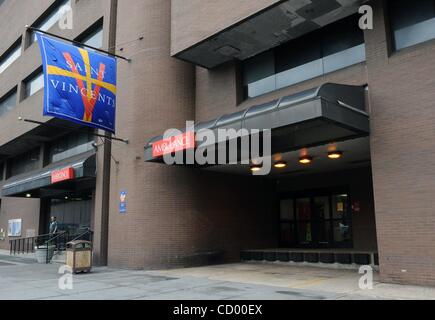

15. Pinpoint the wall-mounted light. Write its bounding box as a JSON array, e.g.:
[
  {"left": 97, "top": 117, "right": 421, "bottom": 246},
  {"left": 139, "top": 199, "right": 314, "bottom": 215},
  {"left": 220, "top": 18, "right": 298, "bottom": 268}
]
[
  {"left": 274, "top": 161, "right": 287, "bottom": 169},
  {"left": 25, "top": 194, "right": 32, "bottom": 198},
  {"left": 250, "top": 164, "right": 262, "bottom": 173},
  {"left": 299, "top": 156, "right": 313, "bottom": 165},
  {"left": 328, "top": 151, "right": 343, "bottom": 159}
]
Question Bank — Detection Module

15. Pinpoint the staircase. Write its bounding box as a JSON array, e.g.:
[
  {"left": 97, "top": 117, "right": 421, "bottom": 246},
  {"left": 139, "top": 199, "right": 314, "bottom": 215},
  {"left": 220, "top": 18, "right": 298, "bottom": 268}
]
[
  {"left": 51, "top": 250, "right": 66, "bottom": 264},
  {"left": 9, "top": 229, "right": 93, "bottom": 264}
]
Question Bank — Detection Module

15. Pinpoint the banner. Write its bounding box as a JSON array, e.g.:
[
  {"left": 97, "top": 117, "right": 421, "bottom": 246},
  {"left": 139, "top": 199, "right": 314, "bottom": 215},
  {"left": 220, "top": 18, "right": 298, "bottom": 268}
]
[{"left": 36, "top": 32, "right": 117, "bottom": 133}]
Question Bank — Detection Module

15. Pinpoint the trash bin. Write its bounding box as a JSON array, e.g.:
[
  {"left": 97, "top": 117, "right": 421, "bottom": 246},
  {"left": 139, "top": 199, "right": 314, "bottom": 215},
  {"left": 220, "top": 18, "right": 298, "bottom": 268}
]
[{"left": 66, "top": 240, "right": 92, "bottom": 274}]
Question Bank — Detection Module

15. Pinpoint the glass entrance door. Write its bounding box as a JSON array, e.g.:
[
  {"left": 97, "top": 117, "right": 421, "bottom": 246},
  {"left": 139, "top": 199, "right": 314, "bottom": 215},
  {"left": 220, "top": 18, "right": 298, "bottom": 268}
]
[
  {"left": 280, "top": 191, "right": 352, "bottom": 248},
  {"left": 47, "top": 197, "right": 92, "bottom": 236}
]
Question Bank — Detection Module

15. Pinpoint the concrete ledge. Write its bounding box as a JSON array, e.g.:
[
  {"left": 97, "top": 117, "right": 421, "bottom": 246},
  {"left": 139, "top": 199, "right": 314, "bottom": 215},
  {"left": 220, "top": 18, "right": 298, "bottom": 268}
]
[{"left": 241, "top": 249, "right": 379, "bottom": 269}]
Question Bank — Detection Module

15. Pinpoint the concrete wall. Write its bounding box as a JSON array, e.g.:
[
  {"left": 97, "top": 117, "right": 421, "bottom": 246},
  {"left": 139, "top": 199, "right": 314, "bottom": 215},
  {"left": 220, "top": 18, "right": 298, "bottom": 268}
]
[
  {"left": 170, "top": 0, "right": 280, "bottom": 55},
  {"left": 0, "top": 0, "right": 110, "bottom": 252}
]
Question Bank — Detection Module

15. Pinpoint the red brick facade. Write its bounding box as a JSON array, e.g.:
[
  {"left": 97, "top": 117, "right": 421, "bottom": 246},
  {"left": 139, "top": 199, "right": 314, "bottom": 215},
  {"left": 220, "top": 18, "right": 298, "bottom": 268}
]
[{"left": 1, "top": 0, "right": 435, "bottom": 287}]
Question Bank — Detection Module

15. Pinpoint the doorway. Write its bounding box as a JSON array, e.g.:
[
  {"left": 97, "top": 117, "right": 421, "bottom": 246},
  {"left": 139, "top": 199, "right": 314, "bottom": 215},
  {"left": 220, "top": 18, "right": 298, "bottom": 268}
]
[
  {"left": 280, "top": 190, "right": 352, "bottom": 248},
  {"left": 44, "top": 196, "right": 92, "bottom": 236}
]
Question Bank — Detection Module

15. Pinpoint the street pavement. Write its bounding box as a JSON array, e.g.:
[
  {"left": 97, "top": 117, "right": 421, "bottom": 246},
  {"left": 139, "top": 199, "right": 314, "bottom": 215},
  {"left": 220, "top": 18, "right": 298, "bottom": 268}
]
[{"left": 1, "top": 252, "right": 435, "bottom": 300}]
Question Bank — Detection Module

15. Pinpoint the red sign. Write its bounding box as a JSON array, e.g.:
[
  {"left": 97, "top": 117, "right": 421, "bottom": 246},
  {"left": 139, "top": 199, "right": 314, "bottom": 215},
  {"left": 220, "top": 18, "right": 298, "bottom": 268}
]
[
  {"left": 51, "top": 167, "right": 75, "bottom": 184},
  {"left": 152, "top": 132, "right": 195, "bottom": 158}
]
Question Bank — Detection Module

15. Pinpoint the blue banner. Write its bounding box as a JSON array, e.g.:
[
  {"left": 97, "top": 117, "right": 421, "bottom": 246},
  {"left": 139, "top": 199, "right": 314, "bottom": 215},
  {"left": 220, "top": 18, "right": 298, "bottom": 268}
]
[{"left": 36, "top": 32, "right": 117, "bottom": 133}]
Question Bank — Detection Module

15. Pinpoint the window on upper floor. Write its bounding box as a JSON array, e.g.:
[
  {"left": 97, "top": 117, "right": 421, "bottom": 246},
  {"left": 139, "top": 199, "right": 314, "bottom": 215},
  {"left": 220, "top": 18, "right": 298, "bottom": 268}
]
[
  {"left": 7, "top": 148, "right": 40, "bottom": 178},
  {"left": 81, "top": 25, "right": 104, "bottom": 49},
  {"left": 0, "top": 162, "right": 4, "bottom": 181},
  {"left": 24, "top": 69, "right": 44, "bottom": 98},
  {"left": 0, "top": 40, "right": 21, "bottom": 74},
  {"left": 242, "top": 14, "right": 365, "bottom": 99},
  {"left": 47, "top": 130, "right": 95, "bottom": 164},
  {"left": 0, "top": 88, "right": 17, "bottom": 117},
  {"left": 29, "top": 0, "right": 71, "bottom": 44},
  {"left": 389, "top": 0, "right": 435, "bottom": 51}
]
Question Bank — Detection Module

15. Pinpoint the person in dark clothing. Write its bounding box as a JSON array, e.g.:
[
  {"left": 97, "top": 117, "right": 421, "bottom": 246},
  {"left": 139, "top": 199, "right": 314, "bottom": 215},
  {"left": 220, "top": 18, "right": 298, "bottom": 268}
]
[{"left": 49, "top": 216, "right": 58, "bottom": 235}]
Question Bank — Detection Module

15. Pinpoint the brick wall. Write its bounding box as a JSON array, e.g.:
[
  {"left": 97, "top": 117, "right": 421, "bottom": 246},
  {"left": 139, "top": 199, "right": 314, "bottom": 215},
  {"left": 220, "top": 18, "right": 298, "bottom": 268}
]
[
  {"left": 365, "top": 0, "right": 435, "bottom": 286},
  {"left": 108, "top": 0, "right": 278, "bottom": 269},
  {"left": 0, "top": 196, "right": 40, "bottom": 250}
]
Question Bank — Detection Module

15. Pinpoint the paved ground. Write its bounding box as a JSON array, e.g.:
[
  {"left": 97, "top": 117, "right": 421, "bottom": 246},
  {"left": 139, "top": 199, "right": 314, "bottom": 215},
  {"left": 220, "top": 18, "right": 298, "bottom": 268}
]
[{"left": 1, "top": 252, "right": 435, "bottom": 300}]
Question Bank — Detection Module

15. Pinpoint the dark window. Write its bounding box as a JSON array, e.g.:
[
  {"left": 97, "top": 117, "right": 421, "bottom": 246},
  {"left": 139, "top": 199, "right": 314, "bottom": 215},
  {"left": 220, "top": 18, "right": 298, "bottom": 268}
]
[
  {"left": 48, "top": 131, "right": 95, "bottom": 164},
  {"left": 24, "top": 69, "right": 44, "bottom": 98},
  {"left": 8, "top": 148, "right": 40, "bottom": 178},
  {"left": 389, "top": 0, "right": 435, "bottom": 51},
  {"left": 0, "top": 88, "right": 17, "bottom": 117},
  {"left": 79, "top": 22, "right": 104, "bottom": 49},
  {"left": 0, "top": 39, "right": 21, "bottom": 74},
  {"left": 279, "top": 192, "right": 352, "bottom": 248},
  {"left": 243, "top": 14, "right": 365, "bottom": 99},
  {"left": 29, "top": 0, "right": 71, "bottom": 44},
  {"left": 0, "top": 162, "right": 4, "bottom": 181}
]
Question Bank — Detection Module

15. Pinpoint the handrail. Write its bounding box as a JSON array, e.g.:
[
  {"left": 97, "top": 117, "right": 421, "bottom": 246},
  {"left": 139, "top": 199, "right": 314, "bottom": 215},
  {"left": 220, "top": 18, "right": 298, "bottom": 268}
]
[
  {"left": 10, "top": 231, "right": 66, "bottom": 255},
  {"left": 10, "top": 229, "right": 94, "bottom": 264},
  {"left": 35, "top": 231, "right": 68, "bottom": 249},
  {"left": 70, "top": 228, "right": 93, "bottom": 242}
]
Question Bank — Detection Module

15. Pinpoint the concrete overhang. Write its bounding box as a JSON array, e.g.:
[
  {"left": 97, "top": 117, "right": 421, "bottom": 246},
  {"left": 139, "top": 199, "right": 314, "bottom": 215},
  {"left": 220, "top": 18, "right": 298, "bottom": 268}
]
[
  {"left": 144, "top": 83, "right": 369, "bottom": 163},
  {"left": 0, "top": 118, "right": 95, "bottom": 161},
  {"left": 175, "top": 0, "right": 368, "bottom": 69}
]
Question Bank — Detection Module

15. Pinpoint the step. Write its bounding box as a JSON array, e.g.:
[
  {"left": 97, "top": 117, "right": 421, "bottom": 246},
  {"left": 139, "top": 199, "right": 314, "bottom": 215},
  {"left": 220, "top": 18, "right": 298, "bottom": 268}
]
[{"left": 51, "top": 251, "right": 66, "bottom": 264}]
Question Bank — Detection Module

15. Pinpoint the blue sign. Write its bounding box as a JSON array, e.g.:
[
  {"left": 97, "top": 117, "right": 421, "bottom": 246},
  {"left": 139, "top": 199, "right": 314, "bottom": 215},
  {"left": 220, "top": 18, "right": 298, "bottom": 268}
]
[
  {"left": 119, "top": 190, "right": 127, "bottom": 215},
  {"left": 36, "top": 32, "right": 117, "bottom": 133}
]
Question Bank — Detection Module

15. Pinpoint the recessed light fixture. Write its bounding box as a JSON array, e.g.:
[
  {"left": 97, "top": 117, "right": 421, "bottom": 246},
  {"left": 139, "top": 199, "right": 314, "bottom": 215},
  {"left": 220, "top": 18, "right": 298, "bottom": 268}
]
[
  {"left": 25, "top": 194, "right": 31, "bottom": 198},
  {"left": 274, "top": 161, "right": 287, "bottom": 169},
  {"left": 250, "top": 164, "right": 262, "bottom": 173},
  {"left": 299, "top": 156, "right": 313, "bottom": 165},
  {"left": 328, "top": 151, "right": 343, "bottom": 159}
]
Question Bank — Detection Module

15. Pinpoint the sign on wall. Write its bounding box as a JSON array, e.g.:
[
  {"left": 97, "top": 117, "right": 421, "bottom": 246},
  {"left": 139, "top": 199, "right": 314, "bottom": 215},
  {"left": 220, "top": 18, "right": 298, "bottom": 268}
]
[
  {"left": 152, "top": 132, "right": 195, "bottom": 158},
  {"left": 36, "top": 32, "right": 117, "bottom": 133},
  {"left": 51, "top": 167, "right": 75, "bottom": 184},
  {"left": 119, "top": 190, "right": 127, "bottom": 215},
  {"left": 8, "top": 219, "right": 22, "bottom": 237}
]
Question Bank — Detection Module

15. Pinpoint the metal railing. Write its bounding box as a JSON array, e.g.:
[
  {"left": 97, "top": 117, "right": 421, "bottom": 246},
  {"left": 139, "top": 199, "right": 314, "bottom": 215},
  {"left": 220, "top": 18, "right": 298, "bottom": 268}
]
[{"left": 9, "top": 228, "right": 94, "bottom": 263}]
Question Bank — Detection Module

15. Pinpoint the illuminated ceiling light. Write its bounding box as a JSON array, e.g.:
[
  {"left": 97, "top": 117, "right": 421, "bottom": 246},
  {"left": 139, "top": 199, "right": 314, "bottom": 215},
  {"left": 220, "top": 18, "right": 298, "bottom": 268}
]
[
  {"left": 250, "top": 164, "right": 262, "bottom": 173},
  {"left": 274, "top": 161, "right": 287, "bottom": 169},
  {"left": 299, "top": 156, "right": 313, "bottom": 165},
  {"left": 25, "top": 194, "right": 31, "bottom": 198},
  {"left": 328, "top": 151, "right": 343, "bottom": 160}
]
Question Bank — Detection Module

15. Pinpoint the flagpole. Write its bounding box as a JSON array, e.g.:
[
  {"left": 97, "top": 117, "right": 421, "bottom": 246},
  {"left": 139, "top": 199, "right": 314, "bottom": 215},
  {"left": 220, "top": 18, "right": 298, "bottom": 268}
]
[
  {"left": 19, "top": 118, "right": 129, "bottom": 144},
  {"left": 25, "top": 25, "right": 131, "bottom": 62}
]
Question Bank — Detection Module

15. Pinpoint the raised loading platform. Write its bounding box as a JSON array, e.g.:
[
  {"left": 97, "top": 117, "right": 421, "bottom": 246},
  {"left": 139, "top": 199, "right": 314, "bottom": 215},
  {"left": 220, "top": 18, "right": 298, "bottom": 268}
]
[{"left": 241, "top": 249, "right": 379, "bottom": 269}]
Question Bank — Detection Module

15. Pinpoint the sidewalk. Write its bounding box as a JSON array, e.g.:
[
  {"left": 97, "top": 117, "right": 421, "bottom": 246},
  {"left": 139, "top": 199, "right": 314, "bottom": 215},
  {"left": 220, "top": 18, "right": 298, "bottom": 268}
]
[{"left": 1, "top": 251, "right": 435, "bottom": 300}]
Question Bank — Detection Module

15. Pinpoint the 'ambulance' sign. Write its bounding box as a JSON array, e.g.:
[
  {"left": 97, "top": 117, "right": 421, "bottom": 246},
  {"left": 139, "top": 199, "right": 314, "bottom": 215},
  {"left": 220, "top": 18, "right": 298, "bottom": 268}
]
[{"left": 152, "top": 132, "right": 195, "bottom": 157}]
